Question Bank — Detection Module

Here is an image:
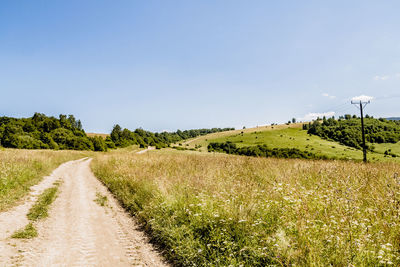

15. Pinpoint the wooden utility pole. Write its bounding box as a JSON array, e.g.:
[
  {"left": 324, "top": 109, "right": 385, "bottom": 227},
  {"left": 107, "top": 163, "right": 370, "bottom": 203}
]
[{"left": 351, "top": 100, "right": 370, "bottom": 162}]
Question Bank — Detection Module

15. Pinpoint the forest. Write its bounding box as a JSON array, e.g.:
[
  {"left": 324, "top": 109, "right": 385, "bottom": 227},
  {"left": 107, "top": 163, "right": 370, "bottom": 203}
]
[{"left": 303, "top": 115, "right": 400, "bottom": 149}]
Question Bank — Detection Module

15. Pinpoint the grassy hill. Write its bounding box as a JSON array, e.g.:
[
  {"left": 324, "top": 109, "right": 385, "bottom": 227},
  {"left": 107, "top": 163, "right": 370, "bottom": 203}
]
[{"left": 178, "top": 124, "right": 399, "bottom": 161}]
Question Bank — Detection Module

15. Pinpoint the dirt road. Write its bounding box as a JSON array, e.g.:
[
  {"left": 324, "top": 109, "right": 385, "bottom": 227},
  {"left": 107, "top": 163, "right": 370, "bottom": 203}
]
[
  {"left": 136, "top": 147, "right": 155, "bottom": 154},
  {"left": 0, "top": 158, "right": 167, "bottom": 267}
]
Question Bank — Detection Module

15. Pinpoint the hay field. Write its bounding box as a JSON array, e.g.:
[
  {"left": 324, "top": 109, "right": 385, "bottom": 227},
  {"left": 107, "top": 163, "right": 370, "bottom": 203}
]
[{"left": 92, "top": 150, "right": 400, "bottom": 266}]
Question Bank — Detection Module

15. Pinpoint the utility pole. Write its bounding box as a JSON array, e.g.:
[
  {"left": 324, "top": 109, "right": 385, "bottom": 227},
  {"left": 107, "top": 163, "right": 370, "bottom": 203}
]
[{"left": 351, "top": 100, "right": 370, "bottom": 163}]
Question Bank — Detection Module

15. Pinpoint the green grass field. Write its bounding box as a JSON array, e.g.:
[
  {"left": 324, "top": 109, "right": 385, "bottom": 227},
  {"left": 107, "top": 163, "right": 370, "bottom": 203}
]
[
  {"left": 180, "top": 125, "right": 400, "bottom": 162},
  {"left": 373, "top": 142, "right": 400, "bottom": 157}
]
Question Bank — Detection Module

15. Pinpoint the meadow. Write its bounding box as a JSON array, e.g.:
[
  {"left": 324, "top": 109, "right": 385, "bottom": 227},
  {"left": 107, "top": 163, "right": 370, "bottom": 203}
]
[
  {"left": 92, "top": 149, "right": 400, "bottom": 266},
  {"left": 0, "top": 149, "right": 85, "bottom": 211}
]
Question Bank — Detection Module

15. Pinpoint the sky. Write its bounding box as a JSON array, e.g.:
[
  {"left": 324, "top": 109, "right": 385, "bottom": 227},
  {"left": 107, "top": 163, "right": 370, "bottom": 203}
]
[{"left": 1, "top": 1, "right": 400, "bottom": 133}]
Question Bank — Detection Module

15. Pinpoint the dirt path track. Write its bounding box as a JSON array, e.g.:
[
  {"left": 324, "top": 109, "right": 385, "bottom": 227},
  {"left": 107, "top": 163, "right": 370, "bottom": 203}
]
[{"left": 0, "top": 158, "right": 167, "bottom": 267}]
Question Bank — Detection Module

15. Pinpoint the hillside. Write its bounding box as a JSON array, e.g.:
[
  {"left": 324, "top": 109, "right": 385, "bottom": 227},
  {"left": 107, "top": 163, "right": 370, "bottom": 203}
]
[{"left": 178, "top": 123, "right": 398, "bottom": 161}]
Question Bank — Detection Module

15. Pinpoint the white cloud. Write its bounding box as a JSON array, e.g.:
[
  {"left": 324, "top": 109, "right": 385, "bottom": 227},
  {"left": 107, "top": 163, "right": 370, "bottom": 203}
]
[
  {"left": 300, "top": 111, "right": 335, "bottom": 121},
  {"left": 322, "top": 93, "right": 336, "bottom": 99},
  {"left": 351, "top": 95, "right": 374, "bottom": 102},
  {"left": 374, "top": 75, "right": 389, "bottom": 81}
]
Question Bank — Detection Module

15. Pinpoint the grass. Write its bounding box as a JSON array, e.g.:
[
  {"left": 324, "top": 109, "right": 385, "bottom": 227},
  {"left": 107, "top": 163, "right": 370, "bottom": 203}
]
[
  {"left": 92, "top": 150, "right": 400, "bottom": 266},
  {"left": 27, "top": 185, "right": 59, "bottom": 221},
  {"left": 372, "top": 142, "right": 400, "bottom": 157},
  {"left": 0, "top": 149, "right": 86, "bottom": 211},
  {"left": 12, "top": 182, "right": 61, "bottom": 239},
  {"left": 183, "top": 125, "right": 396, "bottom": 162},
  {"left": 11, "top": 223, "right": 38, "bottom": 239}
]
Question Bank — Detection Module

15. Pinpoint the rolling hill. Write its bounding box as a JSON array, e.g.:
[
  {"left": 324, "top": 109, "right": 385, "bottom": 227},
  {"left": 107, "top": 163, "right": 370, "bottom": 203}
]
[{"left": 177, "top": 123, "right": 400, "bottom": 162}]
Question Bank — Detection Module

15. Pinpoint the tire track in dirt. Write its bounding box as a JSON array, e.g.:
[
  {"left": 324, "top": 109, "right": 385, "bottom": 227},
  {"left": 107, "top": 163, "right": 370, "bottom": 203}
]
[{"left": 0, "top": 158, "right": 167, "bottom": 267}]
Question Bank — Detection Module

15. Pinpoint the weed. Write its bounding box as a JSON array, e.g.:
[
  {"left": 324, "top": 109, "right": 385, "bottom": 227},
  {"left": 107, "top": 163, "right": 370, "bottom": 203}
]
[{"left": 94, "top": 192, "right": 108, "bottom": 207}]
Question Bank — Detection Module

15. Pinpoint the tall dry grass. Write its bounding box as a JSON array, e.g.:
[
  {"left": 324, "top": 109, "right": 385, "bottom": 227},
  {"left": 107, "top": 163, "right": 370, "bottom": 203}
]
[
  {"left": 92, "top": 150, "right": 400, "bottom": 266},
  {"left": 0, "top": 149, "right": 85, "bottom": 211}
]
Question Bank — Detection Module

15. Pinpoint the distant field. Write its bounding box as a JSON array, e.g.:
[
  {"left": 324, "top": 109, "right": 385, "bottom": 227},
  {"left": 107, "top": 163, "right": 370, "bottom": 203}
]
[
  {"left": 86, "top": 133, "right": 110, "bottom": 139},
  {"left": 0, "top": 149, "right": 85, "bottom": 211},
  {"left": 181, "top": 124, "right": 397, "bottom": 161},
  {"left": 92, "top": 149, "right": 400, "bottom": 266}
]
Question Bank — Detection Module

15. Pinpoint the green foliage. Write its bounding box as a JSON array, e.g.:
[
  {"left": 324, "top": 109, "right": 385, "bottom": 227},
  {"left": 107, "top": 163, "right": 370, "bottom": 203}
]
[
  {"left": 110, "top": 124, "right": 234, "bottom": 149},
  {"left": 90, "top": 136, "right": 108, "bottom": 152},
  {"left": 0, "top": 113, "right": 97, "bottom": 151},
  {"left": 305, "top": 116, "right": 400, "bottom": 150},
  {"left": 208, "top": 141, "right": 328, "bottom": 160}
]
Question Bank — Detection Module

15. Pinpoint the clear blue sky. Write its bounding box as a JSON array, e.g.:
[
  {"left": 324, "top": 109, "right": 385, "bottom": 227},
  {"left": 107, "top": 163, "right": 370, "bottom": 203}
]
[{"left": 1, "top": 1, "right": 400, "bottom": 132}]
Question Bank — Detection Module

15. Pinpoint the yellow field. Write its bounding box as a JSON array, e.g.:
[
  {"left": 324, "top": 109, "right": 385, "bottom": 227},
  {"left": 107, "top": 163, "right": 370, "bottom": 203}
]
[
  {"left": 92, "top": 149, "right": 400, "bottom": 266},
  {"left": 86, "top": 133, "right": 110, "bottom": 139}
]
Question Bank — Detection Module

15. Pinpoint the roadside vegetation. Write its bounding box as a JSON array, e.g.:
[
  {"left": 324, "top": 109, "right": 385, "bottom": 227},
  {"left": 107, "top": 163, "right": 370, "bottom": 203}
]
[
  {"left": 92, "top": 150, "right": 400, "bottom": 266},
  {"left": 0, "top": 149, "right": 84, "bottom": 211}
]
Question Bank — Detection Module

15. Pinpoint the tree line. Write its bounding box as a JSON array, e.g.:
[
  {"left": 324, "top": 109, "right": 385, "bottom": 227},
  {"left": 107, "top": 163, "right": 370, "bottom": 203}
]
[
  {"left": 303, "top": 115, "right": 400, "bottom": 149},
  {"left": 0, "top": 113, "right": 234, "bottom": 151},
  {"left": 109, "top": 124, "right": 234, "bottom": 149},
  {"left": 208, "top": 141, "right": 328, "bottom": 160},
  {"left": 0, "top": 113, "right": 109, "bottom": 151}
]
